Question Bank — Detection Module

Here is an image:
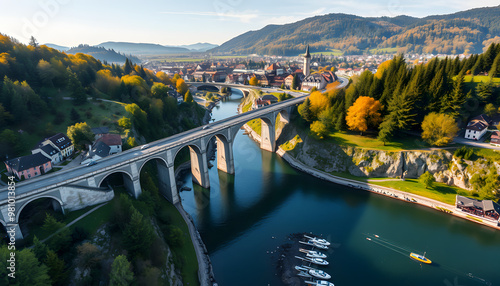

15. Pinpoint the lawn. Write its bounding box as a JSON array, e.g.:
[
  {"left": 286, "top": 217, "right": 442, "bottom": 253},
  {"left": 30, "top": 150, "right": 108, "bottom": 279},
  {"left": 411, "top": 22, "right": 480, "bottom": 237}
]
[
  {"left": 311, "top": 49, "right": 343, "bottom": 56},
  {"left": 324, "top": 131, "right": 429, "bottom": 151},
  {"left": 369, "top": 47, "right": 400, "bottom": 54},
  {"left": 462, "top": 75, "right": 500, "bottom": 83},
  {"left": 472, "top": 147, "right": 500, "bottom": 161},
  {"left": 370, "top": 179, "right": 470, "bottom": 205}
]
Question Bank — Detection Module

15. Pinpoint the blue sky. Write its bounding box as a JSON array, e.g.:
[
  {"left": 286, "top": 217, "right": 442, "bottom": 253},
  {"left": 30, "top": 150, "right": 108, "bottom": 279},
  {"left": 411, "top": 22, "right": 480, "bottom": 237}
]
[{"left": 0, "top": 0, "right": 498, "bottom": 47}]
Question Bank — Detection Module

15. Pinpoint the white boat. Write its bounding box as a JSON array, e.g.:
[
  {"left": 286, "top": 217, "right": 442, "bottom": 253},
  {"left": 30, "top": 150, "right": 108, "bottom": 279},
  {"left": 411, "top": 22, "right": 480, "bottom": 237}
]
[
  {"left": 305, "top": 280, "right": 335, "bottom": 286},
  {"left": 295, "top": 256, "right": 329, "bottom": 266},
  {"left": 304, "top": 235, "right": 331, "bottom": 246},
  {"left": 308, "top": 268, "right": 332, "bottom": 279},
  {"left": 299, "top": 240, "right": 329, "bottom": 250},
  {"left": 300, "top": 248, "right": 327, "bottom": 258}
]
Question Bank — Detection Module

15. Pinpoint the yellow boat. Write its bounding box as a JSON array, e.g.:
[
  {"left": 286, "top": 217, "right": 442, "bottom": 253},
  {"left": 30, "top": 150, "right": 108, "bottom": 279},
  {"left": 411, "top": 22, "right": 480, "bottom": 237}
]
[{"left": 410, "top": 252, "right": 432, "bottom": 264}]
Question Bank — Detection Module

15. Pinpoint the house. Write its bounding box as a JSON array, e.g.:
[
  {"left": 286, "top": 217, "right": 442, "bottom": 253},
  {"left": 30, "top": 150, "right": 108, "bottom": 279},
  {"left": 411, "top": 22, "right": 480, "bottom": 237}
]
[
  {"left": 96, "top": 134, "right": 122, "bottom": 155},
  {"left": 81, "top": 141, "right": 111, "bottom": 165},
  {"left": 91, "top": 127, "right": 110, "bottom": 140},
  {"left": 456, "top": 195, "right": 500, "bottom": 223},
  {"left": 40, "top": 133, "right": 74, "bottom": 158},
  {"left": 31, "top": 144, "right": 62, "bottom": 165},
  {"left": 5, "top": 153, "right": 52, "bottom": 180},
  {"left": 252, "top": 94, "right": 278, "bottom": 110},
  {"left": 284, "top": 74, "right": 295, "bottom": 88},
  {"left": 491, "top": 131, "right": 500, "bottom": 147},
  {"left": 301, "top": 73, "right": 326, "bottom": 91},
  {"left": 464, "top": 114, "right": 491, "bottom": 140}
]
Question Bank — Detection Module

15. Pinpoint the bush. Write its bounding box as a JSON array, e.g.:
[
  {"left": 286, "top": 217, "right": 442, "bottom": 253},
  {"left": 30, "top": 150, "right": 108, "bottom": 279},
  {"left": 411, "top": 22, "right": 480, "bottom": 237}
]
[{"left": 454, "top": 146, "right": 474, "bottom": 160}]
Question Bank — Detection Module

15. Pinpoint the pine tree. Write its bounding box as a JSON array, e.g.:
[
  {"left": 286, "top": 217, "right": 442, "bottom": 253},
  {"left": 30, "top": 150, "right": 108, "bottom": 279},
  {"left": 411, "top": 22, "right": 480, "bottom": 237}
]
[
  {"left": 378, "top": 116, "right": 395, "bottom": 145},
  {"left": 124, "top": 58, "right": 133, "bottom": 75},
  {"left": 33, "top": 236, "right": 48, "bottom": 262},
  {"left": 45, "top": 250, "right": 66, "bottom": 286},
  {"left": 67, "top": 68, "right": 86, "bottom": 105},
  {"left": 476, "top": 82, "right": 492, "bottom": 103},
  {"left": 298, "top": 98, "right": 314, "bottom": 122},
  {"left": 428, "top": 66, "right": 446, "bottom": 112},
  {"left": 292, "top": 74, "right": 299, "bottom": 90},
  {"left": 442, "top": 70, "right": 466, "bottom": 117},
  {"left": 489, "top": 52, "right": 500, "bottom": 79},
  {"left": 123, "top": 207, "right": 154, "bottom": 257},
  {"left": 184, "top": 90, "right": 193, "bottom": 103},
  {"left": 109, "top": 255, "right": 134, "bottom": 286}
]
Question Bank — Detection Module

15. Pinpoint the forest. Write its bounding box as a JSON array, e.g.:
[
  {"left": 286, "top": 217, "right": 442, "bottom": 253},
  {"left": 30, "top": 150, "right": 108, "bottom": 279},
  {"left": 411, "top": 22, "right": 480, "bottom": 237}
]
[{"left": 0, "top": 34, "right": 204, "bottom": 159}]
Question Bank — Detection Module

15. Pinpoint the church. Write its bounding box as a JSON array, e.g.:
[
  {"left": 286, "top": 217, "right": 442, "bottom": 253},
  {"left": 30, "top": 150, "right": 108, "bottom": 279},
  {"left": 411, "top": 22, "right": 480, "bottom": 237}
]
[{"left": 300, "top": 45, "right": 337, "bottom": 91}]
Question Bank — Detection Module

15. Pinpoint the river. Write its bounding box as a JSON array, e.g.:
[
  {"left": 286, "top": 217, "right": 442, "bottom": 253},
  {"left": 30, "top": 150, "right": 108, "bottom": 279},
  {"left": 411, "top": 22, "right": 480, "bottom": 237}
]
[{"left": 178, "top": 90, "right": 500, "bottom": 286}]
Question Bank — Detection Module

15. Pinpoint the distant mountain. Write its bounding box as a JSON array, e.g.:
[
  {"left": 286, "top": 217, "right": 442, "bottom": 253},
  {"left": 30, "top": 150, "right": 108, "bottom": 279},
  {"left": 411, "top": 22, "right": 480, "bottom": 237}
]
[
  {"left": 97, "top": 41, "right": 190, "bottom": 55},
  {"left": 43, "top": 43, "right": 69, "bottom": 51},
  {"left": 177, "top": 42, "right": 219, "bottom": 52},
  {"left": 211, "top": 5, "right": 500, "bottom": 55},
  {"left": 66, "top": 45, "right": 141, "bottom": 64}
]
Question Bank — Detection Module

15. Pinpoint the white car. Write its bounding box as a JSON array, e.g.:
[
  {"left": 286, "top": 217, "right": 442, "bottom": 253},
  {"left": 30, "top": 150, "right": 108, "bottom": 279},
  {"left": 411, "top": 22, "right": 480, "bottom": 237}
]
[
  {"left": 202, "top": 125, "right": 210, "bottom": 130},
  {"left": 140, "top": 144, "right": 150, "bottom": 150}
]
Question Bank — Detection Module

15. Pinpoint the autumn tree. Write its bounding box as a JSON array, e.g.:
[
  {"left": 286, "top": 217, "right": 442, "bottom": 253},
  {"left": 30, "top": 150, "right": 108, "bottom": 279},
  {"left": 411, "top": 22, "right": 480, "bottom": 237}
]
[
  {"left": 184, "top": 90, "right": 194, "bottom": 103},
  {"left": 346, "top": 96, "right": 382, "bottom": 134},
  {"left": 176, "top": 78, "right": 188, "bottom": 95},
  {"left": 118, "top": 117, "right": 132, "bottom": 130},
  {"left": 421, "top": 113, "right": 459, "bottom": 146},
  {"left": 67, "top": 122, "right": 94, "bottom": 150},
  {"left": 151, "top": 82, "right": 169, "bottom": 98},
  {"left": 249, "top": 76, "right": 259, "bottom": 86},
  {"left": 484, "top": 103, "right": 497, "bottom": 117},
  {"left": 308, "top": 91, "right": 330, "bottom": 117},
  {"left": 419, "top": 171, "right": 436, "bottom": 189},
  {"left": 109, "top": 255, "right": 134, "bottom": 286},
  {"left": 310, "top": 121, "right": 328, "bottom": 138}
]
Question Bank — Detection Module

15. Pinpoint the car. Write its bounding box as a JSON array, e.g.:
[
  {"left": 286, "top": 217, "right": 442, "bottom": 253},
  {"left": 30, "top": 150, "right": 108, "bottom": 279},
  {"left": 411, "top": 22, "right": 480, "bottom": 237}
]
[
  {"left": 140, "top": 144, "right": 150, "bottom": 150},
  {"left": 86, "top": 161, "right": 97, "bottom": 167},
  {"left": 202, "top": 125, "right": 210, "bottom": 130}
]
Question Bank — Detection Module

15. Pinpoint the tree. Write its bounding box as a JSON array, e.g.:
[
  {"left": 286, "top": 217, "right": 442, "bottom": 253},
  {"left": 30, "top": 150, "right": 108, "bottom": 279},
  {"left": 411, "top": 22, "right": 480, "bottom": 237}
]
[
  {"left": 70, "top": 108, "right": 81, "bottom": 122},
  {"left": 109, "top": 255, "right": 134, "bottom": 286},
  {"left": 67, "top": 68, "right": 87, "bottom": 105},
  {"left": 298, "top": 98, "right": 314, "bottom": 122},
  {"left": 124, "top": 58, "right": 133, "bottom": 75},
  {"left": 118, "top": 117, "right": 132, "bottom": 129},
  {"left": 184, "top": 90, "right": 194, "bottom": 103},
  {"left": 126, "top": 137, "right": 137, "bottom": 148},
  {"left": 346, "top": 96, "right": 383, "bottom": 134},
  {"left": 45, "top": 250, "right": 66, "bottom": 286},
  {"left": 484, "top": 103, "right": 497, "bottom": 117},
  {"left": 29, "top": 36, "right": 39, "bottom": 48},
  {"left": 76, "top": 243, "right": 102, "bottom": 277},
  {"left": 123, "top": 207, "right": 154, "bottom": 257},
  {"left": 176, "top": 78, "right": 188, "bottom": 95},
  {"left": 33, "top": 236, "right": 48, "bottom": 262},
  {"left": 310, "top": 121, "right": 328, "bottom": 138},
  {"left": 421, "top": 113, "right": 459, "bottom": 146},
  {"left": 151, "top": 82, "right": 169, "bottom": 98},
  {"left": 419, "top": 171, "right": 435, "bottom": 189},
  {"left": 490, "top": 52, "right": 500, "bottom": 79},
  {"left": 67, "top": 122, "right": 93, "bottom": 150},
  {"left": 308, "top": 91, "right": 329, "bottom": 117},
  {"left": 378, "top": 116, "right": 395, "bottom": 146},
  {"left": 476, "top": 82, "right": 492, "bottom": 103},
  {"left": 0, "top": 246, "right": 51, "bottom": 286},
  {"left": 291, "top": 74, "right": 299, "bottom": 90},
  {"left": 249, "top": 76, "right": 259, "bottom": 86}
]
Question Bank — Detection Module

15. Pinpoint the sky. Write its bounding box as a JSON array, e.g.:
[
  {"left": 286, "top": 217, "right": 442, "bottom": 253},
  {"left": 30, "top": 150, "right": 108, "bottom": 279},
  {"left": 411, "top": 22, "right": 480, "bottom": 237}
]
[{"left": 0, "top": 0, "right": 499, "bottom": 47}]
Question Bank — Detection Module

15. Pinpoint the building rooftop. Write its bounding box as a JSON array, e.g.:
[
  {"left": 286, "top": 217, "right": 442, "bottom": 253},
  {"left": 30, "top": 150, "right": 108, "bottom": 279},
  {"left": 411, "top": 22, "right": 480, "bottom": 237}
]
[
  {"left": 45, "top": 133, "right": 73, "bottom": 150},
  {"left": 91, "top": 127, "right": 110, "bottom": 135},
  {"left": 5, "top": 153, "right": 51, "bottom": 172},
  {"left": 96, "top": 134, "right": 122, "bottom": 146},
  {"left": 40, "top": 144, "right": 59, "bottom": 156},
  {"left": 456, "top": 195, "right": 500, "bottom": 213}
]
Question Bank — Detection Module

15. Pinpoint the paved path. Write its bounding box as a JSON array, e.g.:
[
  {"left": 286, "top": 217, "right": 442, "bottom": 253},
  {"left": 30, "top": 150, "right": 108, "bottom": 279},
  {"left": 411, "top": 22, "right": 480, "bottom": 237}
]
[{"left": 31, "top": 202, "right": 109, "bottom": 246}]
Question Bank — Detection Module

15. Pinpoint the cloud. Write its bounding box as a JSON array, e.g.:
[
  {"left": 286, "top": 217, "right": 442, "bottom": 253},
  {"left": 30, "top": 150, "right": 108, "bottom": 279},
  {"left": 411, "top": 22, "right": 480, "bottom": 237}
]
[{"left": 160, "top": 11, "right": 258, "bottom": 23}]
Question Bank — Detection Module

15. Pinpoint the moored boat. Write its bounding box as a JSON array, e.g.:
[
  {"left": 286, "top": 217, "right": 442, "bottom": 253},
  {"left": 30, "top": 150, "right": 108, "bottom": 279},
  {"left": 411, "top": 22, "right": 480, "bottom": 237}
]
[
  {"left": 299, "top": 248, "right": 327, "bottom": 258},
  {"left": 308, "top": 268, "right": 332, "bottom": 279},
  {"left": 410, "top": 252, "right": 432, "bottom": 264},
  {"left": 304, "top": 235, "right": 331, "bottom": 246},
  {"left": 295, "top": 256, "right": 329, "bottom": 266},
  {"left": 299, "top": 240, "right": 329, "bottom": 250},
  {"left": 305, "top": 280, "right": 335, "bottom": 286}
]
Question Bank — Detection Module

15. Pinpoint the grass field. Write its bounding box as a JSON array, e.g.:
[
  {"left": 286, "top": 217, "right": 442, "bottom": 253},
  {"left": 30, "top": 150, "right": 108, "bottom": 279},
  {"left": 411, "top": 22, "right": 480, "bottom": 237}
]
[
  {"left": 369, "top": 47, "right": 399, "bottom": 54},
  {"left": 311, "top": 49, "right": 343, "bottom": 56},
  {"left": 462, "top": 75, "right": 500, "bottom": 83},
  {"left": 324, "top": 131, "right": 429, "bottom": 151}
]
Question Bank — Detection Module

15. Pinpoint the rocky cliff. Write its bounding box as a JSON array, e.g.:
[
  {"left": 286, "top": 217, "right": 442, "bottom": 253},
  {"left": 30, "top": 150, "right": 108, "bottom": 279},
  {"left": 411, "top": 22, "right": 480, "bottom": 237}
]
[{"left": 280, "top": 124, "right": 500, "bottom": 192}]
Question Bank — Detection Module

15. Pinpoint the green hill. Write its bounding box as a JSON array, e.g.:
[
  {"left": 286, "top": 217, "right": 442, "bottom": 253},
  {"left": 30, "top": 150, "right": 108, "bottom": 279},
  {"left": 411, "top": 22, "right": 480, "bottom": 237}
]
[
  {"left": 211, "top": 5, "right": 500, "bottom": 56},
  {"left": 97, "top": 41, "right": 190, "bottom": 55},
  {"left": 66, "top": 45, "right": 141, "bottom": 64}
]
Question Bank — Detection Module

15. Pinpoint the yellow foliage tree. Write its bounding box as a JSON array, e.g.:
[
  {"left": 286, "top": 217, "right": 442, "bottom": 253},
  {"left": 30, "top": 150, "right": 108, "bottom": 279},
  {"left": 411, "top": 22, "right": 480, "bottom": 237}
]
[
  {"left": 249, "top": 76, "right": 259, "bottom": 86},
  {"left": 374, "top": 60, "right": 391, "bottom": 79},
  {"left": 308, "top": 91, "right": 330, "bottom": 117},
  {"left": 310, "top": 121, "right": 328, "bottom": 139},
  {"left": 421, "top": 113, "right": 459, "bottom": 146},
  {"left": 346, "top": 96, "right": 382, "bottom": 134},
  {"left": 176, "top": 78, "right": 188, "bottom": 95}
]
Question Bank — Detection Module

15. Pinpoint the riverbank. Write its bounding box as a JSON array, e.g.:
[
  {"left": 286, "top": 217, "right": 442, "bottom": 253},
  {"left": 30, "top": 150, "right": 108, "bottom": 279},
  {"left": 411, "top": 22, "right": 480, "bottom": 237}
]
[{"left": 240, "top": 123, "right": 500, "bottom": 231}]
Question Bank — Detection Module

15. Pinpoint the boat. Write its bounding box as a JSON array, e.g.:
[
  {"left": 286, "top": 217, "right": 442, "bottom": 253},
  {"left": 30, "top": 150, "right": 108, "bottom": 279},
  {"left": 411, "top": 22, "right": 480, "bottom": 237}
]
[
  {"left": 299, "top": 240, "right": 329, "bottom": 250},
  {"left": 305, "top": 280, "right": 335, "bottom": 286},
  {"left": 295, "top": 256, "right": 329, "bottom": 266},
  {"left": 308, "top": 268, "right": 332, "bottom": 279},
  {"left": 410, "top": 252, "right": 432, "bottom": 264},
  {"left": 299, "top": 248, "right": 327, "bottom": 258},
  {"left": 304, "top": 235, "right": 331, "bottom": 246}
]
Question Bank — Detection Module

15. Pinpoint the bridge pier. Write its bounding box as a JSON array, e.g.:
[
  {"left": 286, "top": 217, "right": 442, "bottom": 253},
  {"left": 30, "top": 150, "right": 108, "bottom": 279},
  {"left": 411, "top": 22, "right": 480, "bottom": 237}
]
[
  {"left": 123, "top": 175, "right": 142, "bottom": 198},
  {"left": 260, "top": 117, "right": 276, "bottom": 152},
  {"left": 216, "top": 136, "right": 235, "bottom": 174},
  {"left": 190, "top": 146, "right": 210, "bottom": 189},
  {"left": 157, "top": 163, "right": 179, "bottom": 204}
]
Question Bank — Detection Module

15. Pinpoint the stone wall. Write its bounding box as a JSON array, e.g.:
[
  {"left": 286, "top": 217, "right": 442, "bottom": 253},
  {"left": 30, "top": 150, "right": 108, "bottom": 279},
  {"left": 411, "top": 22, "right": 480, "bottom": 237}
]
[{"left": 60, "top": 186, "right": 114, "bottom": 211}]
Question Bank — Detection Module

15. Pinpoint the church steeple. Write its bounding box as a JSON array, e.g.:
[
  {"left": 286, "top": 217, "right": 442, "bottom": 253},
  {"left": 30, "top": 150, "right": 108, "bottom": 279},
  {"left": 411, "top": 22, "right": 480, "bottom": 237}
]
[{"left": 303, "top": 45, "right": 311, "bottom": 77}]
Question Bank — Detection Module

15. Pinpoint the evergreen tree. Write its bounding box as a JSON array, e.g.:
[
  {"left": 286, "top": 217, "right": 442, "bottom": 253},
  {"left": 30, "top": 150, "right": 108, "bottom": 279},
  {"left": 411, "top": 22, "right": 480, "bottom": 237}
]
[
  {"left": 124, "top": 58, "right": 133, "bottom": 75},
  {"left": 70, "top": 108, "right": 81, "bottom": 122},
  {"left": 428, "top": 66, "right": 446, "bottom": 112},
  {"left": 476, "top": 82, "right": 493, "bottom": 103},
  {"left": 292, "top": 74, "right": 299, "bottom": 90},
  {"left": 441, "top": 70, "right": 466, "bottom": 117},
  {"left": 298, "top": 98, "right": 314, "bottom": 122},
  {"left": 33, "top": 236, "right": 48, "bottom": 262},
  {"left": 123, "top": 207, "right": 154, "bottom": 257},
  {"left": 335, "top": 111, "right": 346, "bottom": 131},
  {"left": 378, "top": 116, "right": 395, "bottom": 145},
  {"left": 184, "top": 90, "right": 194, "bottom": 103},
  {"left": 489, "top": 52, "right": 500, "bottom": 79},
  {"left": 45, "top": 250, "right": 66, "bottom": 286},
  {"left": 67, "top": 68, "right": 86, "bottom": 105},
  {"left": 109, "top": 255, "right": 134, "bottom": 286}
]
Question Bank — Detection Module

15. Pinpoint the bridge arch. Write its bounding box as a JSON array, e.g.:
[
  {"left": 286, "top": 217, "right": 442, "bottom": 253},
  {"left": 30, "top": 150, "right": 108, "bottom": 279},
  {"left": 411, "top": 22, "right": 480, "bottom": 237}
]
[
  {"left": 97, "top": 170, "right": 134, "bottom": 189},
  {"left": 205, "top": 132, "right": 235, "bottom": 174},
  {"left": 97, "top": 170, "right": 140, "bottom": 198},
  {"left": 16, "top": 195, "right": 64, "bottom": 223},
  {"left": 138, "top": 156, "right": 179, "bottom": 204},
  {"left": 174, "top": 143, "right": 210, "bottom": 189}
]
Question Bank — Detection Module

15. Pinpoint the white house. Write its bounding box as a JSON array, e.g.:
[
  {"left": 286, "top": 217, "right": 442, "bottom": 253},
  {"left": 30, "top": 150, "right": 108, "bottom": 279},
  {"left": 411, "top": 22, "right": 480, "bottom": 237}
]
[
  {"left": 96, "top": 134, "right": 122, "bottom": 155},
  {"left": 31, "top": 144, "right": 62, "bottom": 165},
  {"left": 464, "top": 114, "right": 491, "bottom": 140},
  {"left": 40, "top": 133, "right": 74, "bottom": 159}
]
